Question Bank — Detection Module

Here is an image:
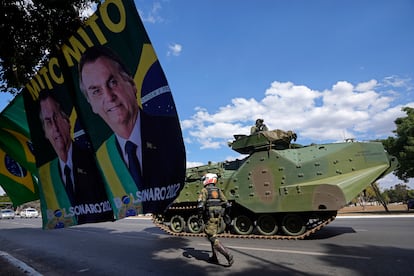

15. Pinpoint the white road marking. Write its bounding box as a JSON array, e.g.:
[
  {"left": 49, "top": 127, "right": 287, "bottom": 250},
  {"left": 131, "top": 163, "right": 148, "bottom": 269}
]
[
  {"left": 337, "top": 214, "right": 414, "bottom": 218},
  {"left": 198, "top": 243, "right": 370, "bottom": 260}
]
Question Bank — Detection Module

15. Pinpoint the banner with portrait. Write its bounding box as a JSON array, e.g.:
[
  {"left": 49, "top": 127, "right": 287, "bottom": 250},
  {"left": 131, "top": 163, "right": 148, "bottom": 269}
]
[{"left": 22, "top": 0, "right": 186, "bottom": 229}]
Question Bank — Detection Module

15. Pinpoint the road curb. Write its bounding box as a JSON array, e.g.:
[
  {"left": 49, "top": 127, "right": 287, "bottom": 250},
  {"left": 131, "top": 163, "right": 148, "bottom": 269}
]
[{"left": 0, "top": 251, "right": 42, "bottom": 276}]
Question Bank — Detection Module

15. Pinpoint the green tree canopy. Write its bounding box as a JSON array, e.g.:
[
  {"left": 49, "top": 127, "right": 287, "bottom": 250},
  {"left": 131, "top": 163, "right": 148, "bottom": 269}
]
[
  {"left": 382, "top": 107, "right": 414, "bottom": 182},
  {"left": 0, "top": 0, "right": 99, "bottom": 92},
  {"left": 382, "top": 183, "right": 412, "bottom": 203}
]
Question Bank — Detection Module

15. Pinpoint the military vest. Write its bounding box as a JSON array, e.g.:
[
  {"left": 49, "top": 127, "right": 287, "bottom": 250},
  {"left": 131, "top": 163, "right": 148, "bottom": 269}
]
[{"left": 206, "top": 185, "right": 222, "bottom": 208}]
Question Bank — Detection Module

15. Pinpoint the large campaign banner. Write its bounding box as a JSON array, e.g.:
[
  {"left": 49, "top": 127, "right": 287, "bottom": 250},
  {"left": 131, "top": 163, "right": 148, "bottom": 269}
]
[{"left": 22, "top": 0, "right": 186, "bottom": 229}]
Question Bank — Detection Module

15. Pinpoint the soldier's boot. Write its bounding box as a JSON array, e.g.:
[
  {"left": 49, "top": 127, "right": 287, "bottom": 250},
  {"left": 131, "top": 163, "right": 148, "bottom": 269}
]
[
  {"left": 208, "top": 243, "right": 219, "bottom": 264},
  {"left": 214, "top": 240, "right": 234, "bottom": 267}
]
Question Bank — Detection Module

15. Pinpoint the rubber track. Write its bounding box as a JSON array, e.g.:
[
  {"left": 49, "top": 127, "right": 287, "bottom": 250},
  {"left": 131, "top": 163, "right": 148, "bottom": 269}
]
[{"left": 152, "top": 213, "right": 336, "bottom": 240}]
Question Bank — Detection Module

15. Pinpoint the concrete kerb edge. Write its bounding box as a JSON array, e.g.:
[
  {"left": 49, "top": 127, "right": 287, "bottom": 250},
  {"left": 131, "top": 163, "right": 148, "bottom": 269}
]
[{"left": 0, "top": 250, "right": 43, "bottom": 276}]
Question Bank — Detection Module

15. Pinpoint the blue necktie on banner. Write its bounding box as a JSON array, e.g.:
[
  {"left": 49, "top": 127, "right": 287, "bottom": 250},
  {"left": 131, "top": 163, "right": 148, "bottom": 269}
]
[
  {"left": 125, "top": 141, "right": 143, "bottom": 190},
  {"left": 64, "top": 165, "right": 75, "bottom": 205}
]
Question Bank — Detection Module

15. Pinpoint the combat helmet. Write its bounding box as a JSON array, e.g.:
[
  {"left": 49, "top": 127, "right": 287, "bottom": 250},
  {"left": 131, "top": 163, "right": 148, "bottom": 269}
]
[
  {"left": 256, "top": 118, "right": 264, "bottom": 125},
  {"left": 201, "top": 173, "right": 218, "bottom": 186}
]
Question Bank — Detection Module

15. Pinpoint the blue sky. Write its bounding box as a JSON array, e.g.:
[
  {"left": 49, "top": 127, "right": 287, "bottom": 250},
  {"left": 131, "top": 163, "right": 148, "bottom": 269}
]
[
  {"left": 1, "top": 0, "right": 414, "bottom": 192},
  {"left": 136, "top": 0, "right": 414, "bottom": 189}
]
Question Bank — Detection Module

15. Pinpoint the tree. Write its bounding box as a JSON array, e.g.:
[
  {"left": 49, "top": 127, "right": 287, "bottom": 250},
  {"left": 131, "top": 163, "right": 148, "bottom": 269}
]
[
  {"left": 0, "top": 194, "right": 11, "bottom": 203},
  {"left": 408, "top": 190, "right": 414, "bottom": 200},
  {"left": 382, "top": 183, "right": 411, "bottom": 203},
  {"left": 382, "top": 107, "right": 414, "bottom": 182},
  {"left": 381, "top": 192, "right": 390, "bottom": 204},
  {"left": 0, "top": 0, "right": 99, "bottom": 93},
  {"left": 0, "top": 62, "right": 20, "bottom": 94},
  {"left": 362, "top": 185, "right": 378, "bottom": 202}
]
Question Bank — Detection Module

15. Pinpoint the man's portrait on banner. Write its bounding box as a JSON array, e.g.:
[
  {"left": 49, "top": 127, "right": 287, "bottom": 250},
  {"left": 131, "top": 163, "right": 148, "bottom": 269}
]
[
  {"left": 38, "top": 91, "right": 113, "bottom": 228},
  {"left": 79, "top": 45, "right": 185, "bottom": 215}
]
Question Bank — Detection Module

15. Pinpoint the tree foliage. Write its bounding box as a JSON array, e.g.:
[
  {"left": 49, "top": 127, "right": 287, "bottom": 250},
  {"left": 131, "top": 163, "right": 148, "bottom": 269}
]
[
  {"left": 349, "top": 186, "right": 378, "bottom": 204},
  {"left": 0, "top": 194, "right": 11, "bottom": 203},
  {"left": 381, "top": 183, "right": 413, "bottom": 203},
  {"left": 0, "top": 0, "right": 99, "bottom": 93},
  {"left": 382, "top": 107, "right": 414, "bottom": 182},
  {"left": 351, "top": 184, "right": 413, "bottom": 205}
]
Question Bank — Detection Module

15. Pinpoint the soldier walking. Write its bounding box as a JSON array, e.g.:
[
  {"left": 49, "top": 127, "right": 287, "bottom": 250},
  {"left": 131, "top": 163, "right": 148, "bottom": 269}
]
[{"left": 197, "top": 173, "right": 234, "bottom": 266}]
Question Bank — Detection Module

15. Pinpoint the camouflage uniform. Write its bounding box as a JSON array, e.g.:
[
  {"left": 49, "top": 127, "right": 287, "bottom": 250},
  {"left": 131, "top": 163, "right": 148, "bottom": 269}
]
[
  {"left": 250, "top": 118, "right": 269, "bottom": 134},
  {"left": 197, "top": 173, "right": 234, "bottom": 266}
]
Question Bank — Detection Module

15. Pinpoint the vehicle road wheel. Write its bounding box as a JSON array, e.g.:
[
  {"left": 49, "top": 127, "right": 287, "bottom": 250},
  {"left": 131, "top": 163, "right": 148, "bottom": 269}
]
[
  {"left": 187, "top": 215, "right": 203, "bottom": 233},
  {"left": 281, "top": 214, "right": 306, "bottom": 236},
  {"left": 233, "top": 215, "right": 253, "bottom": 235},
  {"left": 256, "top": 215, "right": 278, "bottom": 236},
  {"left": 170, "top": 215, "right": 185, "bottom": 233}
]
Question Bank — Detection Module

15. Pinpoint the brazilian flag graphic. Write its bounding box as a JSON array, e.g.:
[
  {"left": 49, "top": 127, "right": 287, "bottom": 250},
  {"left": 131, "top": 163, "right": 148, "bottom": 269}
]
[
  {"left": 0, "top": 94, "right": 39, "bottom": 206},
  {"left": 0, "top": 149, "right": 38, "bottom": 207}
]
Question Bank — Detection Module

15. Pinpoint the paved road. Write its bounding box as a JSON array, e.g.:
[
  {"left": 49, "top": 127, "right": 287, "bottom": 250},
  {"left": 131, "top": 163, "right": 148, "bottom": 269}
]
[{"left": 1, "top": 215, "right": 413, "bottom": 275}]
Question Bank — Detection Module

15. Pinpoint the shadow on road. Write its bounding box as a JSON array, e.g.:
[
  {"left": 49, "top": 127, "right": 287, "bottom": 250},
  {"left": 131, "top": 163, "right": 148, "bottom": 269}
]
[
  {"left": 319, "top": 243, "right": 414, "bottom": 275},
  {"left": 306, "top": 226, "right": 356, "bottom": 240}
]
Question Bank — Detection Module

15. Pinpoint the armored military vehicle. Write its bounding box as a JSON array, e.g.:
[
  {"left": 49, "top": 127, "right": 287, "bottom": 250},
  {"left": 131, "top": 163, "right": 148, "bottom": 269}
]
[{"left": 154, "top": 129, "right": 398, "bottom": 239}]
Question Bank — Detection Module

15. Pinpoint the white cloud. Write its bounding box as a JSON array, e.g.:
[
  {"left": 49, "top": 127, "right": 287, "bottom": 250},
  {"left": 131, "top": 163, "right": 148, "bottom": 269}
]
[
  {"left": 138, "top": 2, "right": 163, "bottom": 23},
  {"left": 182, "top": 77, "right": 414, "bottom": 149},
  {"left": 187, "top": 161, "right": 204, "bottom": 168},
  {"left": 167, "top": 43, "right": 183, "bottom": 56},
  {"left": 382, "top": 75, "right": 413, "bottom": 90},
  {"left": 355, "top": 79, "right": 378, "bottom": 92},
  {"left": 264, "top": 81, "right": 320, "bottom": 111},
  {"left": 377, "top": 173, "right": 414, "bottom": 191}
]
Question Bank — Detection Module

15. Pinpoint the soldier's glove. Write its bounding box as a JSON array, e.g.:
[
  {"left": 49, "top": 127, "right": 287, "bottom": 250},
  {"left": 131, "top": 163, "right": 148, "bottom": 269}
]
[
  {"left": 197, "top": 208, "right": 204, "bottom": 225},
  {"left": 223, "top": 202, "right": 232, "bottom": 225},
  {"left": 223, "top": 214, "right": 231, "bottom": 225},
  {"left": 224, "top": 202, "right": 232, "bottom": 214}
]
